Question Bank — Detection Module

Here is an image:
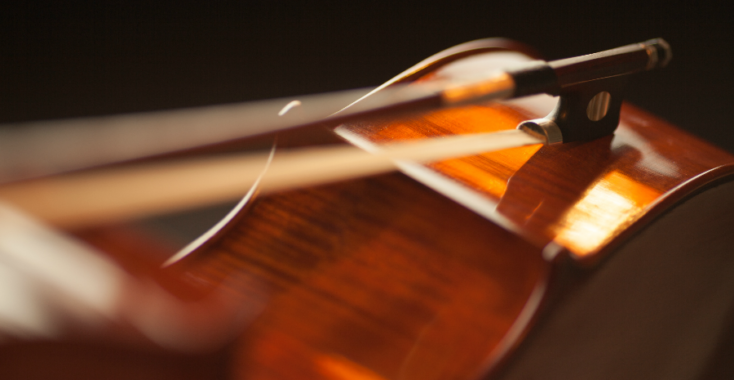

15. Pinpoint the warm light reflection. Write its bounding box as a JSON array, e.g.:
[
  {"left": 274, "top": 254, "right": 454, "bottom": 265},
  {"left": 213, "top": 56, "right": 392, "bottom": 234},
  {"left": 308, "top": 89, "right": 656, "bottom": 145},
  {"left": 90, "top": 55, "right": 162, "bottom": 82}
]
[
  {"left": 339, "top": 103, "right": 542, "bottom": 200},
  {"left": 553, "top": 170, "right": 661, "bottom": 256},
  {"left": 317, "top": 355, "right": 387, "bottom": 380},
  {"left": 432, "top": 142, "right": 541, "bottom": 199},
  {"left": 432, "top": 158, "right": 509, "bottom": 198},
  {"left": 425, "top": 104, "right": 542, "bottom": 198},
  {"left": 422, "top": 104, "right": 528, "bottom": 134}
]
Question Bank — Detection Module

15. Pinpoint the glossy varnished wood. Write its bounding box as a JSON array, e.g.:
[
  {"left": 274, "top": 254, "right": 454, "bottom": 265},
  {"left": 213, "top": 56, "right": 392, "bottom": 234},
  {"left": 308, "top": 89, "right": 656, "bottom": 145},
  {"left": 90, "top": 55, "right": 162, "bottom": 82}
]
[
  {"left": 178, "top": 173, "right": 548, "bottom": 380},
  {"left": 173, "top": 41, "right": 734, "bottom": 379},
  {"left": 338, "top": 52, "right": 734, "bottom": 260},
  {"left": 4, "top": 39, "right": 734, "bottom": 380}
]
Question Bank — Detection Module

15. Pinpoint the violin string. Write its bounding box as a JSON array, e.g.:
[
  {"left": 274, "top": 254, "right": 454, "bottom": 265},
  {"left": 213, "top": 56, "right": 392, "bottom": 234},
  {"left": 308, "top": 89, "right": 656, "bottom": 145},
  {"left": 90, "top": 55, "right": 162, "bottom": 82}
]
[{"left": 0, "top": 130, "right": 541, "bottom": 229}]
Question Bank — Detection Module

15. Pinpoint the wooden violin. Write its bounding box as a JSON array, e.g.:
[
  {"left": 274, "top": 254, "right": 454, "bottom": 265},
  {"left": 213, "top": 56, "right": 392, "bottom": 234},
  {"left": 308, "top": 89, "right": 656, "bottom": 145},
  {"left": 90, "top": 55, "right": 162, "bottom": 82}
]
[{"left": 1, "top": 38, "right": 734, "bottom": 380}]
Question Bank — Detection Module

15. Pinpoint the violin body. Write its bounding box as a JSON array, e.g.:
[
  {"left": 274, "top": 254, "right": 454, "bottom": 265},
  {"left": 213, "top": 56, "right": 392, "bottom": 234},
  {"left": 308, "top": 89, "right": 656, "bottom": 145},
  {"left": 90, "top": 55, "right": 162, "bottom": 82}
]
[
  {"left": 3, "top": 39, "right": 734, "bottom": 379},
  {"left": 175, "top": 39, "right": 734, "bottom": 379}
]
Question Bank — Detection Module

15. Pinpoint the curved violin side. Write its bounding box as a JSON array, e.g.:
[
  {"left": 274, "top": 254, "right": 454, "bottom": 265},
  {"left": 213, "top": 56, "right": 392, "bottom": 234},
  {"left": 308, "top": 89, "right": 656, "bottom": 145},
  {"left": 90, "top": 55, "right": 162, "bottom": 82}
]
[
  {"left": 171, "top": 39, "right": 734, "bottom": 379},
  {"left": 338, "top": 40, "right": 734, "bottom": 380},
  {"left": 2, "top": 39, "right": 733, "bottom": 380}
]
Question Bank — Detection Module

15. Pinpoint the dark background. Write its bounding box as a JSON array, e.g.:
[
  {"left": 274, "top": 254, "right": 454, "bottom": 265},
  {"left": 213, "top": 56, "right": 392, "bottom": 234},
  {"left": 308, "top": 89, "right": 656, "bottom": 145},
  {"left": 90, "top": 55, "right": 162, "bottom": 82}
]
[
  {"left": 2, "top": 3, "right": 734, "bottom": 376},
  {"left": 1, "top": 1, "right": 733, "bottom": 153}
]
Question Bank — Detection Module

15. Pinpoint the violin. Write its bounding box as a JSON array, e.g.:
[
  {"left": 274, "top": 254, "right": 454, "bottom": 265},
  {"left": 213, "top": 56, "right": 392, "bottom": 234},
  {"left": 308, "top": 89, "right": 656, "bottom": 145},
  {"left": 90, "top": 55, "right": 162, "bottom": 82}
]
[{"left": 1, "top": 38, "right": 734, "bottom": 380}]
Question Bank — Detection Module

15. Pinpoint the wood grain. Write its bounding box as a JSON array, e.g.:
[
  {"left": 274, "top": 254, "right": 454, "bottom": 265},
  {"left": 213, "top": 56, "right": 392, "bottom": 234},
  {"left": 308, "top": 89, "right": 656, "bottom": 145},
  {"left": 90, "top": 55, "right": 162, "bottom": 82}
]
[
  {"left": 174, "top": 40, "right": 734, "bottom": 379},
  {"left": 4, "top": 39, "right": 734, "bottom": 380},
  {"left": 338, "top": 52, "right": 734, "bottom": 260},
  {"left": 179, "top": 173, "right": 548, "bottom": 380}
]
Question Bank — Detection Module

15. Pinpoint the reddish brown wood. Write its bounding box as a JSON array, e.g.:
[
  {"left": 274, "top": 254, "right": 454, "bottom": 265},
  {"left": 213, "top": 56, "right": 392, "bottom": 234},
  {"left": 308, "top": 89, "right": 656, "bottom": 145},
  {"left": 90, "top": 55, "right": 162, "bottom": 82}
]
[
  {"left": 338, "top": 52, "right": 734, "bottom": 261},
  {"left": 3, "top": 39, "right": 734, "bottom": 380},
  {"left": 178, "top": 173, "right": 548, "bottom": 380},
  {"left": 162, "top": 41, "right": 734, "bottom": 380}
]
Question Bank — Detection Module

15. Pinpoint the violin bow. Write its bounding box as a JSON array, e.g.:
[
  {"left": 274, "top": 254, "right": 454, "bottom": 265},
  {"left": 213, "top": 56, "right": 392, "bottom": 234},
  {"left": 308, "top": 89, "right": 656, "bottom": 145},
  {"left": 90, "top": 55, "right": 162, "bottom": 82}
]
[{"left": 0, "top": 39, "right": 670, "bottom": 184}]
